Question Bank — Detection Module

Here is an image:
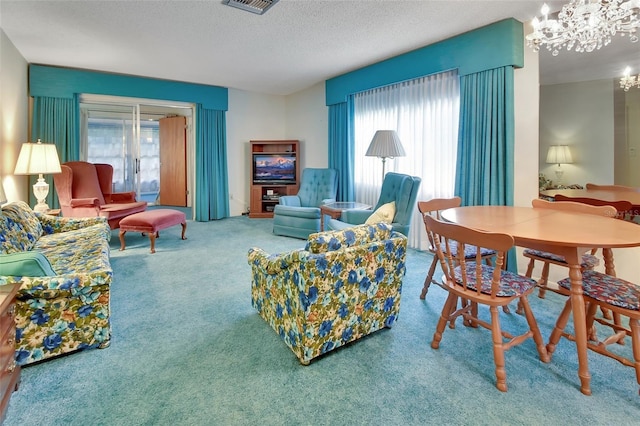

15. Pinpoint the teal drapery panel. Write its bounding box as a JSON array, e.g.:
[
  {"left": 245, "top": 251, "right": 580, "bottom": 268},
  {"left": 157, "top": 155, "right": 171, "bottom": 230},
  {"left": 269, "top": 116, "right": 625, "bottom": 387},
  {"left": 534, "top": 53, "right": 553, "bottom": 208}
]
[
  {"left": 30, "top": 95, "right": 80, "bottom": 208},
  {"left": 454, "top": 66, "right": 514, "bottom": 207},
  {"left": 195, "top": 106, "right": 229, "bottom": 221},
  {"left": 454, "top": 66, "right": 516, "bottom": 271},
  {"left": 328, "top": 99, "right": 354, "bottom": 201}
]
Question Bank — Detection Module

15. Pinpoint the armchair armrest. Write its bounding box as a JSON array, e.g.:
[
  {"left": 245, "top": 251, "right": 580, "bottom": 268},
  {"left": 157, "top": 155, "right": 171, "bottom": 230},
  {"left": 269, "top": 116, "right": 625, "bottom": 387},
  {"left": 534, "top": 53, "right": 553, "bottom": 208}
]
[
  {"left": 278, "top": 196, "right": 301, "bottom": 207},
  {"left": 35, "top": 213, "right": 109, "bottom": 235},
  {"left": 247, "top": 248, "right": 309, "bottom": 274},
  {"left": 69, "top": 198, "right": 101, "bottom": 208}
]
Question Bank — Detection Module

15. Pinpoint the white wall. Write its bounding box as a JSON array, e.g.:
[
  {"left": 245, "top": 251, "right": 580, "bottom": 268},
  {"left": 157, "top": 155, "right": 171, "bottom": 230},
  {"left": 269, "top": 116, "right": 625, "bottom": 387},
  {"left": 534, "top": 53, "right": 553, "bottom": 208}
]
[
  {"left": 539, "top": 79, "right": 614, "bottom": 187},
  {"left": 225, "top": 83, "right": 328, "bottom": 217},
  {"left": 226, "top": 89, "right": 287, "bottom": 216},
  {"left": 284, "top": 81, "right": 328, "bottom": 170},
  {"left": 0, "top": 29, "right": 29, "bottom": 202},
  {"left": 514, "top": 30, "right": 541, "bottom": 208}
]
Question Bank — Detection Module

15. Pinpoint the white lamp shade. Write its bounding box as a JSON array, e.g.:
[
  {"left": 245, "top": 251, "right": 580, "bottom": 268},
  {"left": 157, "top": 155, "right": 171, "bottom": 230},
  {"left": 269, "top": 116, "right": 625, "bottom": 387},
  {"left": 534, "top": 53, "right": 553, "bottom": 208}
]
[
  {"left": 13, "top": 140, "right": 62, "bottom": 175},
  {"left": 365, "top": 130, "right": 406, "bottom": 158},
  {"left": 546, "top": 145, "right": 573, "bottom": 165}
]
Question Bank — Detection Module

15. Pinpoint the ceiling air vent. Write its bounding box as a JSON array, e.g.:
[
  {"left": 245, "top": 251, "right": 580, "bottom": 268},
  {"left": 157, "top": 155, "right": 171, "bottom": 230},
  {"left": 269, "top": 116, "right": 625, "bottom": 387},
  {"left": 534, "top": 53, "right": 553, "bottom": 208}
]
[{"left": 223, "top": 0, "right": 279, "bottom": 15}]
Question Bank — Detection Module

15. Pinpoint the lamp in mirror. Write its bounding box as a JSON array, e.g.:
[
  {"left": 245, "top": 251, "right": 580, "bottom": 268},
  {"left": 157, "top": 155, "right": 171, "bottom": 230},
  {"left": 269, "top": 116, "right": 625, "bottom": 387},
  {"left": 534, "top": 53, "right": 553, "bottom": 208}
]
[
  {"left": 620, "top": 66, "right": 640, "bottom": 91},
  {"left": 546, "top": 145, "right": 573, "bottom": 184},
  {"left": 365, "top": 130, "right": 406, "bottom": 182},
  {"left": 13, "top": 139, "right": 62, "bottom": 213}
]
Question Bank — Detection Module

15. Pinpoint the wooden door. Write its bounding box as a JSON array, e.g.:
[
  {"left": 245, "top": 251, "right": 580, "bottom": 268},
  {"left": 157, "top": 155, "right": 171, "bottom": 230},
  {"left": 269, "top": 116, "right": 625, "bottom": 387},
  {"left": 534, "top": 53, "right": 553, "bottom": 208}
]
[{"left": 159, "top": 116, "right": 187, "bottom": 206}]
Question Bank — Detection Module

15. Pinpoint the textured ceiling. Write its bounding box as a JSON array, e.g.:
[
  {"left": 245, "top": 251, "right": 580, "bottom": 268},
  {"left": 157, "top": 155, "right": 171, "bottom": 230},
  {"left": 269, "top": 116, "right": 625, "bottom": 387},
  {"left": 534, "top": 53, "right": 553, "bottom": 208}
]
[{"left": 1, "top": 0, "right": 639, "bottom": 95}]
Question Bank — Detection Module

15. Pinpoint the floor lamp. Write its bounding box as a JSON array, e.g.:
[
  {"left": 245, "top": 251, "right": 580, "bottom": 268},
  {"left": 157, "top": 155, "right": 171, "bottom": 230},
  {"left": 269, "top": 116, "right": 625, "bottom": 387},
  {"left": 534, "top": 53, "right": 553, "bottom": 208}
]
[
  {"left": 365, "top": 130, "right": 406, "bottom": 182},
  {"left": 13, "top": 139, "right": 62, "bottom": 213}
]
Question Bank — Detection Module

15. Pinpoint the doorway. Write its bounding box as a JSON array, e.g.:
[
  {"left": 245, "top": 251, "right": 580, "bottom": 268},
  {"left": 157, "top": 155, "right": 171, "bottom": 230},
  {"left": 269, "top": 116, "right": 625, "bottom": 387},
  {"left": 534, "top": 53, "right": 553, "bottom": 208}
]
[{"left": 79, "top": 95, "right": 195, "bottom": 212}]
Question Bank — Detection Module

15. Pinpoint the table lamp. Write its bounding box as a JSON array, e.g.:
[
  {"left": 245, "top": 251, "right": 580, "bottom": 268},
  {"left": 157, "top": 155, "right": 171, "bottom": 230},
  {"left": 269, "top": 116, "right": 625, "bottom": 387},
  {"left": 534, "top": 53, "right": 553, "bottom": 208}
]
[
  {"left": 13, "top": 139, "right": 62, "bottom": 213},
  {"left": 365, "top": 130, "right": 406, "bottom": 182},
  {"left": 546, "top": 145, "right": 573, "bottom": 184}
]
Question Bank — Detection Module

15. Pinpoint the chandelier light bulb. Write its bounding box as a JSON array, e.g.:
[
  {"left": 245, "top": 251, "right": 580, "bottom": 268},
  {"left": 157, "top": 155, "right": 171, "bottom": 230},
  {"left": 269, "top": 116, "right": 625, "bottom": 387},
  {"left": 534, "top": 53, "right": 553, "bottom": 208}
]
[{"left": 526, "top": 0, "right": 640, "bottom": 55}]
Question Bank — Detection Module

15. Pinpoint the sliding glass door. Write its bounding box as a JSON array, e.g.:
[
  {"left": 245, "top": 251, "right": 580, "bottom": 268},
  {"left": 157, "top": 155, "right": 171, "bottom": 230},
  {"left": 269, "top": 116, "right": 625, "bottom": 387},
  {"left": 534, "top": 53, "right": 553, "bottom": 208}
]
[
  {"left": 80, "top": 102, "right": 161, "bottom": 203},
  {"left": 79, "top": 95, "right": 194, "bottom": 209}
]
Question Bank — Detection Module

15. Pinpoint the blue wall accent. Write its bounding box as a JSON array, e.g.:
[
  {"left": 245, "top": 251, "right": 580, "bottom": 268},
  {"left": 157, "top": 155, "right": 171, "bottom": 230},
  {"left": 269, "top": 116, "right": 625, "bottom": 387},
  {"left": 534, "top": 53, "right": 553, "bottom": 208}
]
[
  {"left": 29, "top": 64, "right": 228, "bottom": 110},
  {"left": 325, "top": 18, "right": 523, "bottom": 105}
]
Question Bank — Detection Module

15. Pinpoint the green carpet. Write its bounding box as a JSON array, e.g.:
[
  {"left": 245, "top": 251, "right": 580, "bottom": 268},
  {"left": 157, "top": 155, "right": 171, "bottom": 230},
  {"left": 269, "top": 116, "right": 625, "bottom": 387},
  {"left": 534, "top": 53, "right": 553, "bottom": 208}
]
[{"left": 4, "top": 216, "right": 640, "bottom": 425}]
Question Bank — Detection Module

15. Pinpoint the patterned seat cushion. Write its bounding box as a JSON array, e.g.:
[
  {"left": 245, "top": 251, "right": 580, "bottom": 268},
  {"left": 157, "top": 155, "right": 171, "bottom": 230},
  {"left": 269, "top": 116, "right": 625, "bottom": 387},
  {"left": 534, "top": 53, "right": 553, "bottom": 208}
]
[
  {"left": 453, "top": 263, "right": 537, "bottom": 297},
  {"left": 440, "top": 240, "right": 496, "bottom": 259},
  {"left": 558, "top": 270, "right": 640, "bottom": 311},
  {"left": 523, "top": 249, "right": 599, "bottom": 269}
]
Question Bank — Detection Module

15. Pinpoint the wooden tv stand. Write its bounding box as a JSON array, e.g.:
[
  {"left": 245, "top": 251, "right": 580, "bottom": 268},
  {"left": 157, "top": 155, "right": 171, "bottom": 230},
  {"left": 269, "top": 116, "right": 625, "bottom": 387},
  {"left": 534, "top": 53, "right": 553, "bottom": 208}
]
[{"left": 249, "top": 140, "right": 300, "bottom": 218}]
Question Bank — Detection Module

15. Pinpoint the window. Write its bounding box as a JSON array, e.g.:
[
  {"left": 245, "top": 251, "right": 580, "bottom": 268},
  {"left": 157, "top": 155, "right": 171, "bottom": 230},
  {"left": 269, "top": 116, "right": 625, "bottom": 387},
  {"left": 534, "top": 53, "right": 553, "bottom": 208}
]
[{"left": 353, "top": 70, "right": 460, "bottom": 249}]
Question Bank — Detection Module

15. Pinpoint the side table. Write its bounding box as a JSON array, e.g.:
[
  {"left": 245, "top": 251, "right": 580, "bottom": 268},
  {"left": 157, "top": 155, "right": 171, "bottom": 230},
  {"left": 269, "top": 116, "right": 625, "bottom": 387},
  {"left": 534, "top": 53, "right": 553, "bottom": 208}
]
[
  {"left": 0, "top": 283, "right": 21, "bottom": 423},
  {"left": 320, "top": 202, "right": 371, "bottom": 231},
  {"left": 44, "top": 209, "right": 61, "bottom": 217}
]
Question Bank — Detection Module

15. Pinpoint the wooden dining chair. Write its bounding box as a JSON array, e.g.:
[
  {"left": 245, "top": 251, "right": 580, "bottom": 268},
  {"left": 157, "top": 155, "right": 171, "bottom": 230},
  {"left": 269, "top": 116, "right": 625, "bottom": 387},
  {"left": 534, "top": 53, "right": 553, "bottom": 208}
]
[
  {"left": 523, "top": 198, "right": 628, "bottom": 338},
  {"left": 524, "top": 198, "right": 628, "bottom": 301},
  {"left": 417, "top": 197, "right": 496, "bottom": 300},
  {"left": 548, "top": 267, "right": 640, "bottom": 395},
  {"left": 424, "top": 215, "right": 549, "bottom": 392}
]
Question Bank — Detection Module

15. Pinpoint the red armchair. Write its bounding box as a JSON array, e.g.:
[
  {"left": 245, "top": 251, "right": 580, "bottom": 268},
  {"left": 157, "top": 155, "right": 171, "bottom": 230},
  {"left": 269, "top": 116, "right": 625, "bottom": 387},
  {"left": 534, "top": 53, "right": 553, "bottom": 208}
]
[{"left": 53, "top": 161, "right": 147, "bottom": 229}]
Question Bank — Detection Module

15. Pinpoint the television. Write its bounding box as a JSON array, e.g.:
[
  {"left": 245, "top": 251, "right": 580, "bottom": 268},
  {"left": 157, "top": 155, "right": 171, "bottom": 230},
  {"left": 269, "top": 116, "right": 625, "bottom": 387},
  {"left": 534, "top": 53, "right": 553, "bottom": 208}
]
[{"left": 252, "top": 153, "right": 296, "bottom": 184}]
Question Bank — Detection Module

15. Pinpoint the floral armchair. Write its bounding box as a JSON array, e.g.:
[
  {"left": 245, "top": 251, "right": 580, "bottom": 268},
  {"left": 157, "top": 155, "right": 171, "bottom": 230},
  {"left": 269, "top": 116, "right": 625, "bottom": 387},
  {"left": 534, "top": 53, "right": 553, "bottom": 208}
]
[{"left": 248, "top": 223, "right": 407, "bottom": 364}]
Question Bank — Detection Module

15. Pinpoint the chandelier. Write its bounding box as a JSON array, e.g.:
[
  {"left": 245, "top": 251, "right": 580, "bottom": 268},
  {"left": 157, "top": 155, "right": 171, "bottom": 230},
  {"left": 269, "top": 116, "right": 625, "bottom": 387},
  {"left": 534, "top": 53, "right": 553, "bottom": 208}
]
[
  {"left": 526, "top": 1, "right": 640, "bottom": 55},
  {"left": 620, "top": 66, "right": 640, "bottom": 90}
]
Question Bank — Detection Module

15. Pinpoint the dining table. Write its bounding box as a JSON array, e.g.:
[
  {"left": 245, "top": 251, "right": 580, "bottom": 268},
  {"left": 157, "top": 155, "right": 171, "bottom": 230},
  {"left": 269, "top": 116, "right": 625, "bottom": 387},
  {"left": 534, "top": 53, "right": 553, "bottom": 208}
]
[{"left": 440, "top": 205, "right": 640, "bottom": 396}]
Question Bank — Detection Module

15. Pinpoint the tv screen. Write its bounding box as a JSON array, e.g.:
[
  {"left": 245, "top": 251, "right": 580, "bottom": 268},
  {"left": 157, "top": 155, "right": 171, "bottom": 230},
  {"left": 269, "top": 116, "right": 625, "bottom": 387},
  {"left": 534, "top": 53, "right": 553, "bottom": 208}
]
[{"left": 253, "top": 154, "right": 296, "bottom": 184}]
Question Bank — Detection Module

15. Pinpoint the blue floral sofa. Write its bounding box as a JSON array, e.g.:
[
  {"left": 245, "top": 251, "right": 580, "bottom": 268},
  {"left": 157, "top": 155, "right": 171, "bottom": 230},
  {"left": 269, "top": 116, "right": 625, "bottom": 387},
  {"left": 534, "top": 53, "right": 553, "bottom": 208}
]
[
  {"left": 0, "top": 201, "right": 112, "bottom": 365},
  {"left": 248, "top": 223, "right": 407, "bottom": 364}
]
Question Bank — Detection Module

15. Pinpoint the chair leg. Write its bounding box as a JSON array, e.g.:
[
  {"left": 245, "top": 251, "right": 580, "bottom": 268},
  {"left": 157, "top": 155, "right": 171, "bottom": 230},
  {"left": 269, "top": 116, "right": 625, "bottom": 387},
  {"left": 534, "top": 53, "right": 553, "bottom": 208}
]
[
  {"left": 517, "top": 257, "right": 548, "bottom": 315},
  {"left": 629, "top": 319, "right": 640, "bottom": 395},
  {"left": 547, "top": 298, "right": 573, "bottom": 357},
  {"left": 489, "top": 305, "right": 508, "bottom": 392},
  {"left": 431, "top": 293, "right": 458, "bottom": 349},
  {"left": 519, "top": 296, "right": 549, "bottom": 363},
  {"left": 420, "top": 256, "right": 439, "bottom": 300},
  {"left": 525, "top": 257, "right": 535, "bottom": 278},
  {"left": 537, "top": 262, "right": 551, "bottom": 299}
]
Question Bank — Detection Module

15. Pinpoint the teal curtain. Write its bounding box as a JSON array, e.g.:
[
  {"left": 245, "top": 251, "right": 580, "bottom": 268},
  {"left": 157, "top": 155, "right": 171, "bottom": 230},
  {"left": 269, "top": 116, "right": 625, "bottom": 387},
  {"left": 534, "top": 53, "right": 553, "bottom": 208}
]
[
  {"left": 454, "top": 66, "right": 514, "bottom": 207},
  {"left": 328, "top": 98, "right": 354, "bottom": 201},
  {"left": 195, "top": 106, "right": 229, "bottom": 221},
  {"left": 30, "top": 95, "right": 80, "bottom": 208},
  {"left": 454, "top": 66, "right": 516, "bottom": 271}
]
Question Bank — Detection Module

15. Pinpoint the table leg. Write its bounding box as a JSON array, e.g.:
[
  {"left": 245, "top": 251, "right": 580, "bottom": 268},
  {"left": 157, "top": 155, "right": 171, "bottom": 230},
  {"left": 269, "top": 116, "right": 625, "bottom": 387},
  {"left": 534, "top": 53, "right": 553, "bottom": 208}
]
[{"left": 568, "top": 262, "right": 592, "bottom": 396}]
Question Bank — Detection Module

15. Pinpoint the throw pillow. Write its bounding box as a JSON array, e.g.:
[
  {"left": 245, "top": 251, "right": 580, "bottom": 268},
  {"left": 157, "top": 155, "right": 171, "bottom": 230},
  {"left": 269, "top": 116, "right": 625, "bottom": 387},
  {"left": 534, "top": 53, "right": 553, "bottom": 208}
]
[
  {"left": 0, "top": 251, "right": 57, "bottom": 277},
  {"left": 365, "top": 201, "right": 396, "bottom": 225}
]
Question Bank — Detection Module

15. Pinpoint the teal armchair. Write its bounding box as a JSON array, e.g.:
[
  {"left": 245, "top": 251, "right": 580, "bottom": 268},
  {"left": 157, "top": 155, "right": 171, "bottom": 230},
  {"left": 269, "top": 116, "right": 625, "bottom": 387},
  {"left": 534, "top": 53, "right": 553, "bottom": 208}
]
[
  {"left": 272, "top": 168, "right": 338, "bottom": 239},
  {"left": 326, "top": 172, "right": 421, "bottom": 236}
]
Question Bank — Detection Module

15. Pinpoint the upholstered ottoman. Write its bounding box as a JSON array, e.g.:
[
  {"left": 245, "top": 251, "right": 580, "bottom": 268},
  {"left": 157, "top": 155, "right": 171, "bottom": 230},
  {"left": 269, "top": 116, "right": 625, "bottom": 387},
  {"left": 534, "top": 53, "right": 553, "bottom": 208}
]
[{"left": 119, "top": 209, "right": 187, "bottom": 253}]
